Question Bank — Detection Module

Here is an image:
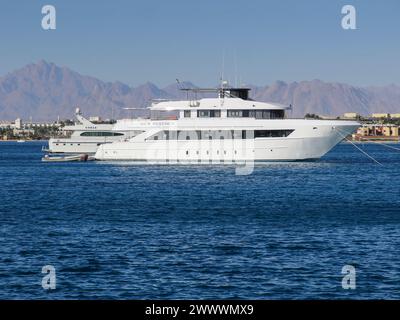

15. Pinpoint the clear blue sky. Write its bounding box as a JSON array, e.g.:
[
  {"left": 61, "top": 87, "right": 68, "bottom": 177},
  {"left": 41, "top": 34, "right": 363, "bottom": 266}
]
[{"left": 0, "top": 0, "right": 399, "bottom": 87}]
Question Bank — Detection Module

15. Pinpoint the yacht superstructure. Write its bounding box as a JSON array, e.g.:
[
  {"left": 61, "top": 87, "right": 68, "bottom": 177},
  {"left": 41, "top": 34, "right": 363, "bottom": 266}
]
[{"left": 94, "top": 86, "right": 360, "bottom": 162}]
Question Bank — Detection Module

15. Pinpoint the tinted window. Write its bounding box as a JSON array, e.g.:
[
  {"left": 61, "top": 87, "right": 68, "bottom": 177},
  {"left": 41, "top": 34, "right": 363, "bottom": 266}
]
[
  {"left": 80, "top": 132, "right": 124, "bottom": 137},
  {"left": 146, "top": 129, "right": 293, "bottom": 140},
  {"left": 227, "top": 109, "right": 284, "bottom": 119},
  {"left": 197, "top": 110, "right": 221, "bottom": 118},
  {"left": 254, "top": 130, "right": 294, "bottom": 138}
]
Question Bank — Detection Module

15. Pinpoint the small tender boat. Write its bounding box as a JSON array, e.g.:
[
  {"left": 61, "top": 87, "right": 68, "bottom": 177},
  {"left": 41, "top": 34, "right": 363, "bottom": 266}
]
[
  {"left": 17, "top": 140, "right": 26, "bottom": 143},
  {"left": 42, "top": 154, "right": 89, "bottom": 162}
]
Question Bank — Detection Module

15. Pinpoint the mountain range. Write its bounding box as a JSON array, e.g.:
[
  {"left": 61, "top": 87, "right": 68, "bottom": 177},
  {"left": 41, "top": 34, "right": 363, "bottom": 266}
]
[{"left": 0, "top": 60, "right": 399, "bottom": 121}]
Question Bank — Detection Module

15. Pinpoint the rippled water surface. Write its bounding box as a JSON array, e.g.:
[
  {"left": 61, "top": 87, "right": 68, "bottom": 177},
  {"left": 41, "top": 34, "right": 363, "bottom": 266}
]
[{"left": 0, "top": 141, "right": 400, "bottom": 299}]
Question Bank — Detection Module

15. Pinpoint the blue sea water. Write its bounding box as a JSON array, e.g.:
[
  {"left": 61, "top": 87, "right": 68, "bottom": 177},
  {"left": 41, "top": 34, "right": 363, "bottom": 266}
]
[{"left": 0, "top": 141, "right": 400, "bottom": 300}]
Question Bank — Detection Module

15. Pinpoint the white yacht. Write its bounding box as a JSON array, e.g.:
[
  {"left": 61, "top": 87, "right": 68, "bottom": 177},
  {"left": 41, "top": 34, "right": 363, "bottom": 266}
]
[
  {"left": 94, "top": 86, "right": 360, "bottom": 162},
  {"left": 46, "top": 108, "right": 142, "bottom": 154}
]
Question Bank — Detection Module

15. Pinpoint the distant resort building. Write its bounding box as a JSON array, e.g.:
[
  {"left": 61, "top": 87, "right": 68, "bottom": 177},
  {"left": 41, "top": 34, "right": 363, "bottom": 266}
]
[
  {"left": 0, "top": 118, "right": 61, "bottom": 140},
  {"left": 340, "top": 112, "right": 400, "bottom": 121},
  {"left": 372, "top": 113, "right": 390, "bottom": 119},
  {"left": 89, "top": 116, "right": 102, "bottom": 123},
  {"left": 343, "top": 112, "right": 360, "bottom": 119},
  {"left": 369, "top": 113, "right": 400, "bottom": 120},
  {"left": 353, "top": 124, "right": 399, "bottom": 141},
  {"left": 339, "top": 112, "right": 400, "bottom": 141}
]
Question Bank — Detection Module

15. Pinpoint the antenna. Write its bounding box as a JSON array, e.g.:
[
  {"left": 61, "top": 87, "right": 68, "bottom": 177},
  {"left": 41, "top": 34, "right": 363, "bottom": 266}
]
[
  {"left": 220, "top": 52, "right": 225, "bottom": 88},
  {"left": 289, "top": 103, "right": 293, "bottom": 119},
  {"left": 234, "top": 51, "right": 238, "bottom": 88}
]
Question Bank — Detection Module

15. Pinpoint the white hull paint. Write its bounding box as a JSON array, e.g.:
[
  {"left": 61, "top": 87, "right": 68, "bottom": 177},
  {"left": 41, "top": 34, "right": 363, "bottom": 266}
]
[
  {"left": 95, "top": 121, "right": 359, "bottom": 162},
  {"left": 48, "top": 139, "right": 114, "bottom": 154}
]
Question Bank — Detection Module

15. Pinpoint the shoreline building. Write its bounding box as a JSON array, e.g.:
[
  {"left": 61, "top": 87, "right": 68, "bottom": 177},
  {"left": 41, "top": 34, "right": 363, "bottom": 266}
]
[
  {"left": 0, "top": 118, "right": 61, "bottom": 140},
  {"left": 353, "top": 124, "right": 400, "bottom": 141}
]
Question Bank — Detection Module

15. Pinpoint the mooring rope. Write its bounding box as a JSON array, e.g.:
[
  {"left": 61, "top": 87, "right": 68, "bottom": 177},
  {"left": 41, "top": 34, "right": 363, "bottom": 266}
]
[{"left": 334, "top": 127, "right": 383, "bottom": 166}]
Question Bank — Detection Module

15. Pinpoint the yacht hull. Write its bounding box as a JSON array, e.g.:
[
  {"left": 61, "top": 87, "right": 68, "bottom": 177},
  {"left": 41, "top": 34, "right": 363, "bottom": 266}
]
[{"left": 94, "top": 121, "right": 359, "bottom": 162}]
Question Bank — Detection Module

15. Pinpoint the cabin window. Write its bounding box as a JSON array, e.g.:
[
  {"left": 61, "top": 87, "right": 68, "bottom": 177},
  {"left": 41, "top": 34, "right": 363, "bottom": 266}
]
[
  {"left": 227, "top": 110, "right": 242, "bottom": 117},
  {"left": 176, "top": 130, "right": 200, "bottom": 140},
  {"left": 227, "top": 110, "right": 256, "bottom": 118},
  {"left": 254, "top": 130, "right": 294, "bottom": 138},
  {"left": 145, "top": 129, "right": 292, "bottom": 141},
  {"left": 184, "top": 110, "right": 191, "bottom": 118},
  {"left": 271, "top": 110, "right": 285, "bottom": 119},
  {"left": 198, "top": 110, "right": 208, "bottom": 117},
  {"left": 255, "top": 111, "right": 263, "bottom": 119},
  {"left": 227, "top": 109, "right": 284, "bottom": 119},
  {"left": 263, "top": 111, "right": 271, "bottom": 119},
  {"left": 242, "top": 110, "right": 250, "bottom": 117},
  {"left": 148, "top": 130, "right": 169, "bottom": 141},
  {"left": 232, "top": 130, "right": 242, "bottom": 139},
  {"left": 80, "top": 132, "right": 124, "bottom": 137},
  {"left": 197, "top": 110, "right": 221, "bottom": 118}
]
